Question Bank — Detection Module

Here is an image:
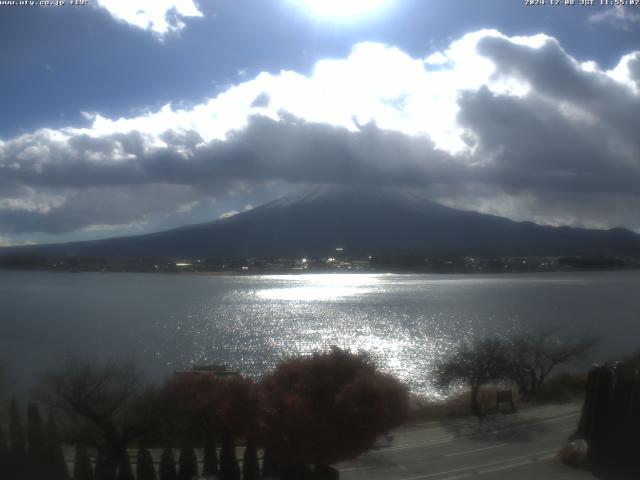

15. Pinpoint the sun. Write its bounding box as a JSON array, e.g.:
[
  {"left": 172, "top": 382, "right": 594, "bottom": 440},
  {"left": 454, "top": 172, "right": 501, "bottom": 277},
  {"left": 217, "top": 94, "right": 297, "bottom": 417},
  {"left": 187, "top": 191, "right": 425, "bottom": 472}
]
[{"left": 295, "top": 0, "right": 391, "bottom": 20}]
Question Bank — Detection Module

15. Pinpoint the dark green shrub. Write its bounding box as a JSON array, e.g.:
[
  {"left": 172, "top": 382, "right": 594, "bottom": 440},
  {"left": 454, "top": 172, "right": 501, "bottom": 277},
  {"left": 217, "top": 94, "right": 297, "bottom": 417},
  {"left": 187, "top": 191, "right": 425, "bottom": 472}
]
[
  {"left": 47, "top": 413, "right": 70, "bottom": 480},
  {"left": 117, "top": 451, "right": 134, "bottom": 480},
  {"left": 261, "top": 448, "right": 279, "bottom": 479},
  {"left": 27, "top": 404, "right": 47, "bottom": 477},
  {"left": 178, "top": 444, "right": 198, "bottom": 480},
  {"left": 73, "top": 444, "right": 95, "bottom": 480},
  {"left": 9, "top": 399, "right": 27, "bottom": 477},
  {"left": 0, "top": 425, "right": 9, "bottom": 472},
  {"left": 242, "top": 440, "right": 259, "bottom": 480},
  {"left": 159, "top": 447, "right": 177, "bottom": 480},
  {"left": 94, "top": 452, "right": 116, "bottom": 480},
  {"left": 202, "top": 434, "right": 218, "bottom": 477},
  {"left": 219, "top": 427, "right": 240, "bottom": 480},
  {"left": 136, "top": 444, "right": 157, "bottom": 480}
]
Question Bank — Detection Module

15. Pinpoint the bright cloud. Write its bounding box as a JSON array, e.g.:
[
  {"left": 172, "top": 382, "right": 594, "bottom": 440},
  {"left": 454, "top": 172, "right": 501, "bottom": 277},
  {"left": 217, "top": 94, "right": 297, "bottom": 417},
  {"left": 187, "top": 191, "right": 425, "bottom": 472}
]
[
  {"left": 95, "top": 0, "right": 203, "bottom": 36},
  {"left": 588, "top": 6, "right": 640, "bottom": 31},
  {"left": 1, "top": 30, "right": 640, "bottom": 239},
  {"left": 75, "top": 30, "right": 553, "bottom": 154}
]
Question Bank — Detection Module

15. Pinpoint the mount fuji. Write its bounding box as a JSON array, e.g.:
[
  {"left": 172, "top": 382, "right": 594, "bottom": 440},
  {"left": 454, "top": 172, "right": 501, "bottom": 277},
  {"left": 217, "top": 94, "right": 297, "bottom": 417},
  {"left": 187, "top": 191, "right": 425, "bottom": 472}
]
[{"left": 2, "top": 187, "right": 640, "bottom": 259}]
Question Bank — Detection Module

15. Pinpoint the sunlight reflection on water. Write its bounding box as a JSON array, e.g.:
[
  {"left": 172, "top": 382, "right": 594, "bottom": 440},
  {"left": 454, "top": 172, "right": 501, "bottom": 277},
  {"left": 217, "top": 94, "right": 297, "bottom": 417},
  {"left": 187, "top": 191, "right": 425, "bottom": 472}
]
[
  {"left": 256, "top": 286, "right": 363, "bottom": 301},
  {"left": 3, "top": 270, "right": 637, "bottom": 398},
  {"left": 156, "top": 271, "right": 640, "bottom": 398},
  {"left": 255, "top": 273, "right": 381, "bottom": 301},
  {"left": 169, "top": 274, "right": 484, "bottom": 398}
]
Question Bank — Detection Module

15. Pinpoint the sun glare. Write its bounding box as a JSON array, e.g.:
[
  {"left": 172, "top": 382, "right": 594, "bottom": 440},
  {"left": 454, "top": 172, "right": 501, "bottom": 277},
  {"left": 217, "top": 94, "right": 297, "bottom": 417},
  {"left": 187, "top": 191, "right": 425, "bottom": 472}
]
[
  {"left": 295, "top": 0, "right": 391, "bottom": 20},
  {"left": 256, "top": 274, "right": 382, "bottom": 301}
]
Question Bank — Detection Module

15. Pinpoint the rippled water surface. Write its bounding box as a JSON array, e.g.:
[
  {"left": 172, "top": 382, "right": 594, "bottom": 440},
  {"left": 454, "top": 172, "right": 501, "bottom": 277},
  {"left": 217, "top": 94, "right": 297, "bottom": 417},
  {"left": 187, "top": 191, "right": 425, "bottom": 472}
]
[{"left": 1, "top": 270, "right": 639, "bottom": 395}]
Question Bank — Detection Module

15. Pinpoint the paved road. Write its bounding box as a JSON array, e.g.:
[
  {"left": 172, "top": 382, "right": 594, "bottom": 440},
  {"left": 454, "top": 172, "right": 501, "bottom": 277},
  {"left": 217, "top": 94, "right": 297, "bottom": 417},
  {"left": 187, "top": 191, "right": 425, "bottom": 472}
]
[{"left": 338, "top": 403, "right": 593, "bottom": 480}]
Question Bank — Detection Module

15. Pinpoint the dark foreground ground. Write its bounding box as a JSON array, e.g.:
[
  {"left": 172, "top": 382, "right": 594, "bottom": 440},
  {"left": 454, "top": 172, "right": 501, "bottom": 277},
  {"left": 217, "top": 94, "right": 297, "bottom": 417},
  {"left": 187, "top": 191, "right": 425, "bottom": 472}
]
[{"left": 58, "top": 402, "right": 597, "bottom": 479}]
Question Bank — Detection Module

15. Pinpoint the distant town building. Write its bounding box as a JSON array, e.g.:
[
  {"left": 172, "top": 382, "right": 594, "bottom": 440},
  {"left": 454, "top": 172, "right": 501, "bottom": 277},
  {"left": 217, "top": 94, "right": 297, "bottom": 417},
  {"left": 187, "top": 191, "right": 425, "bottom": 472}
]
[{"left": 174, "top": 364, "right": 240, "bottom": 378}]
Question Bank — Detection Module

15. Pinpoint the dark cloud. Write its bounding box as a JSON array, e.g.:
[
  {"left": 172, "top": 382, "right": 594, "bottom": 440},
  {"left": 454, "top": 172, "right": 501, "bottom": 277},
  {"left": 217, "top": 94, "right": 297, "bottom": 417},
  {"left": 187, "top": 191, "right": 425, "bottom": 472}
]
[
  {"left": 0, "top": 116, "right": 460, "bottom": 234},
  {"left": 0, "top": 184, "right": 201, "bottom": 235},
  {"left": 457, "top": 87, "right": 640, "bottom": 196},
  {"left": 0, "top": 115, "right": 456, "bottom": 190},
  {"left": 477, "top": 35, "right": 640, "bottom": 155},
  {"left": 2, "top": 32, "right": 640, "bottom": 239}
]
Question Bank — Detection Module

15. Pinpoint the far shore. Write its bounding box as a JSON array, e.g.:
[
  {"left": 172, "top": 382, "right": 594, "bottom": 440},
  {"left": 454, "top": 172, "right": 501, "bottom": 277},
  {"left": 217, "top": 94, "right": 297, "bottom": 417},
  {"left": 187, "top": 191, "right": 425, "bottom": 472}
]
[{"left": 1, "top": 266, "right": 639, "bottom": 276}]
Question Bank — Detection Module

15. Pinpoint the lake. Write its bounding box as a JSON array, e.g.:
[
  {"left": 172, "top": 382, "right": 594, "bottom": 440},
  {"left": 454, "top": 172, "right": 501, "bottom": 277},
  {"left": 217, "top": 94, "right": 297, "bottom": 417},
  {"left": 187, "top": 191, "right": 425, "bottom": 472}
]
[{"left": 1, "top": 270, "right": 639, "bottom": 396}]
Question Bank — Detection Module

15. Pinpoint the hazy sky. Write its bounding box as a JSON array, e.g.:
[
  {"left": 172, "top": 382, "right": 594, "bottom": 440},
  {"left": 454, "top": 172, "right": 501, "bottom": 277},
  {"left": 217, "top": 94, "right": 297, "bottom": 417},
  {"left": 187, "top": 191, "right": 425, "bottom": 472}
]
[{"left": 1, "top": 0, "right": 639, "bottom": 245}]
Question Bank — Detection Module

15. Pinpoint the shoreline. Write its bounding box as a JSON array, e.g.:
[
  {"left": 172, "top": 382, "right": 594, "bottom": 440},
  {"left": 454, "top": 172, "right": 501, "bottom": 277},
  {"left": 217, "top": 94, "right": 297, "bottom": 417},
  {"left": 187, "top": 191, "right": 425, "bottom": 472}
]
[{"left": 1, "top": 267, "right": 639, "bottom": 277}]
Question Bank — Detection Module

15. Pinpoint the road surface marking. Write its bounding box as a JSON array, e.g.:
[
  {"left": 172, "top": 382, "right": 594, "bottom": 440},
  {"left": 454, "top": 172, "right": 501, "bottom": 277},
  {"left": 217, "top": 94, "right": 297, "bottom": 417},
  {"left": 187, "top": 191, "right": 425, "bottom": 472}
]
[
  {"left": 392, "top": 410, "right": 579, "bottom": 445},
  {"left": 486, "top": 411, "right": 579, "bottom": 436},
  {"left": 403, "top": 409, "right": 579, "bottom": 430},
  {"left": 401, "top": 465, "right": 481, "bottom": 479},
  {"left": 386, "top": 409, "right": 580, "bottom": 452},
  {"left": 338, "top": 466, "right": 374, "bottom": 472},
  {"left": 438, "top": 475, "right": 471, "bottom": 480},
  {"left": 411, "top": 420, "right": 440, "bottom": 428},
  {"left": 378, "top": 436, "right": 454, "bottom": 452},
  {"left": 399, "top": 448, "right": 557, "bottom": 480},
  {"left": 536, "top": 453, "right": 557, "bottom": 461},
  {"left": 444, "top": 443, "right": 508, "bottom": 457},
  {"left": 385, "top": 412, "right": 577, "bottom": 453},
  {"left": 478, "top": 459, "right": 532, "bottom": 474}
]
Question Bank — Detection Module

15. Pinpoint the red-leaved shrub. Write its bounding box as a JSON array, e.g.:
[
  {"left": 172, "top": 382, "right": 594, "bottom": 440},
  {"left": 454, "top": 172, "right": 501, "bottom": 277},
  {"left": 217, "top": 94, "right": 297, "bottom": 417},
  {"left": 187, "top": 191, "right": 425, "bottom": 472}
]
[{"left": 258, "top": 347, "right": 409, "bottom": 468}]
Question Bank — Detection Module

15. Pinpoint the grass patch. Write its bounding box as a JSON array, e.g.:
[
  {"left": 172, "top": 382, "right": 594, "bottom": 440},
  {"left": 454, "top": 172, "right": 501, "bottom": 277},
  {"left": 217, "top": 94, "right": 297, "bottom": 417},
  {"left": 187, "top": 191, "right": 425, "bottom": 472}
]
[
  {"left": 409, "top": 384, "right": 522, "bottom": 422},
  {"left": 409, "top": 374, "right": 587, "bottom": 422}
]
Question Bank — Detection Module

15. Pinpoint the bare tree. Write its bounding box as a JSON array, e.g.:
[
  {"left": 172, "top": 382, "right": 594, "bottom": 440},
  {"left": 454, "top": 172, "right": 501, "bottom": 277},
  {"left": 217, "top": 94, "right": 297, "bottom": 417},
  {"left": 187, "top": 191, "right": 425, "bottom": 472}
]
[
  {"left": 435, "top": 338, "right": 510, "bottom": 416},
  {"left": 506, "top": 329, "right": 598, "bottom": 397},
  {"left": 40, "top": 358, "right": 164, "bottom": 480}
]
